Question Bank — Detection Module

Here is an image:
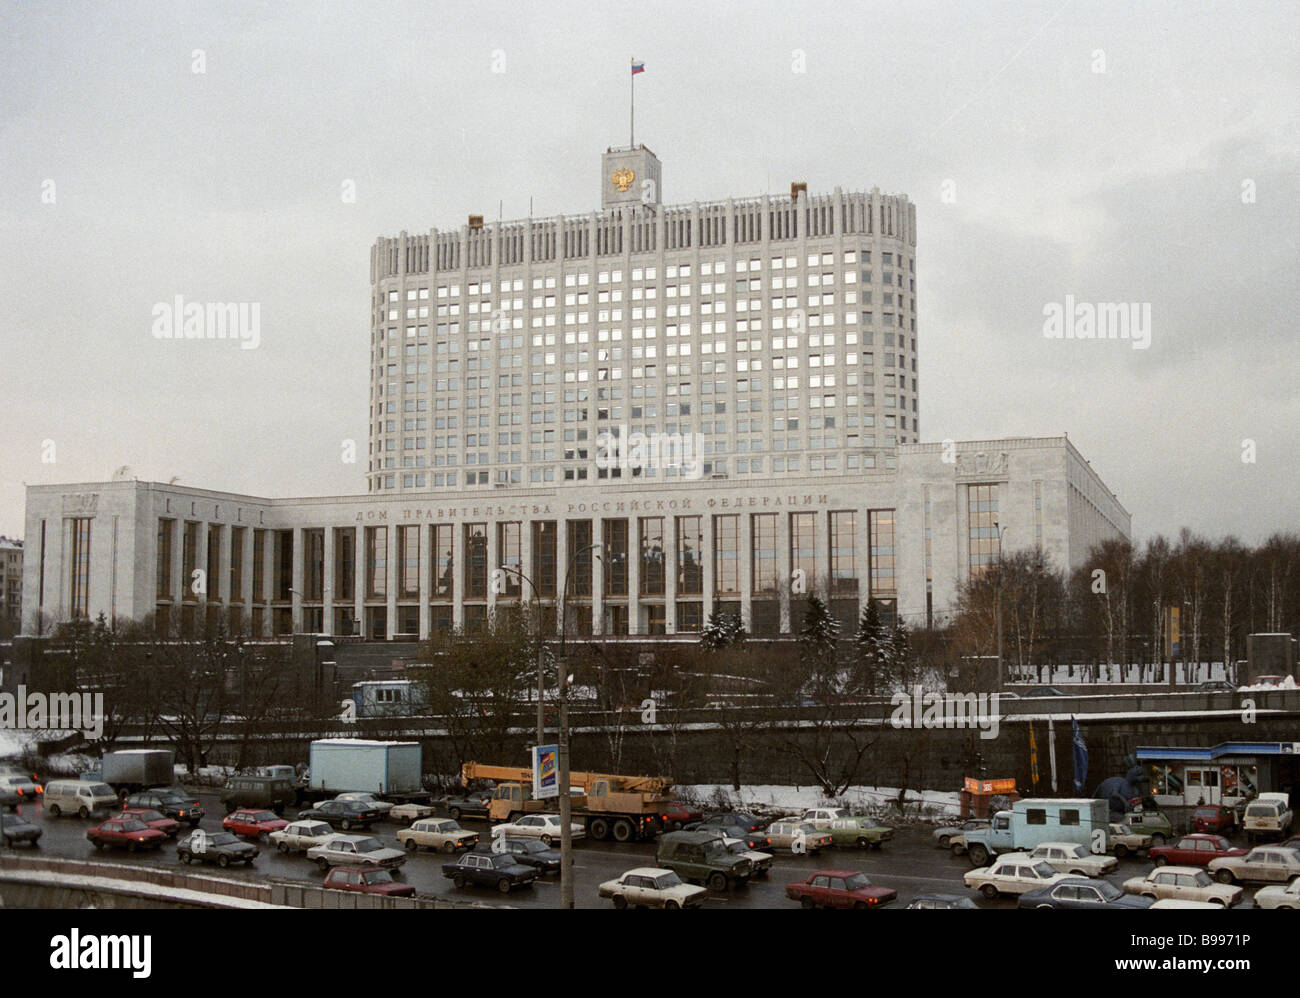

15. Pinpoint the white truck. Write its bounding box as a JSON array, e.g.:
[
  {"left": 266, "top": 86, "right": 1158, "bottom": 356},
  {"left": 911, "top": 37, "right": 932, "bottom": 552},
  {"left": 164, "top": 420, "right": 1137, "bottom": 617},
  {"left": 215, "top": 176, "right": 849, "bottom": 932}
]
[
  {"left": 302, "top": 739, "right": 428, "bottom": 806},
  {"left": 962, "top": 798, "right": 1111, "bottom": 866}
]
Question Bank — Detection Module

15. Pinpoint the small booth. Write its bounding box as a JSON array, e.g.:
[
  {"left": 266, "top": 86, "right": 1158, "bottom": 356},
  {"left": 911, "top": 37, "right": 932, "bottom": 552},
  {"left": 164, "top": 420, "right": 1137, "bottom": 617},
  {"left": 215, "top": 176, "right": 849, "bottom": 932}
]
[
  {"left": 960, "top": 777, "right": 1019, "bottom": 818},
  {"left": 1136, "top": 741, "right": 1300, "bottom": 808}
]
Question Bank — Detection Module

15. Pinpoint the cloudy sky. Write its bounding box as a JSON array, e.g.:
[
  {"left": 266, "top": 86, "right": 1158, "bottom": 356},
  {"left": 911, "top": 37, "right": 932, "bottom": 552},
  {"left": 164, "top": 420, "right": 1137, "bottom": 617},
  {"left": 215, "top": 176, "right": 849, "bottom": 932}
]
[{"left": 1, "top": 0, "right": 1296, "bottom": 545}]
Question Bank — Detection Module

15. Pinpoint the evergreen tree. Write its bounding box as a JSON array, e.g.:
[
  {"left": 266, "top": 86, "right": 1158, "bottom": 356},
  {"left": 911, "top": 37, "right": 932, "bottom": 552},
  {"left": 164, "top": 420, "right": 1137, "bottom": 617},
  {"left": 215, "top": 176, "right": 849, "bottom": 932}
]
[{"left": 854, "top": 598, "right": 889, "bottom": 694}]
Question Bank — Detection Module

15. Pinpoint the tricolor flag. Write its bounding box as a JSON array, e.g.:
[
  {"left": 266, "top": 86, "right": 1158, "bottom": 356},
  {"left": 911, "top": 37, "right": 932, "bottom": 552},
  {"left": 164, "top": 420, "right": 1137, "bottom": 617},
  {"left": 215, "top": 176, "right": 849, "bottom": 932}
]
[{"left": 631, "top": 59, "right": 645, "bottom": 75}]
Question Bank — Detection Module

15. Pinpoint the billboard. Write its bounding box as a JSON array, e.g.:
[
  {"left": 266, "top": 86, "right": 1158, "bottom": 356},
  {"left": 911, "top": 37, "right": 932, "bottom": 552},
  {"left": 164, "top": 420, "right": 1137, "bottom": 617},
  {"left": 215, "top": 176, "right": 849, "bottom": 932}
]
[{"left": 532, "top": 744, "right": 559, "bottom": 800}]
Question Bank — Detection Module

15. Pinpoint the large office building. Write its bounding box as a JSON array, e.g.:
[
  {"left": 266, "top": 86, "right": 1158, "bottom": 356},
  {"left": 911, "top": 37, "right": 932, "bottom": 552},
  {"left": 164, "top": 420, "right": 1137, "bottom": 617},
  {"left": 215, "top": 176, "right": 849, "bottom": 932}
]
[{"left": 21, "top": 145, "right": 1130, "bottom": 642}]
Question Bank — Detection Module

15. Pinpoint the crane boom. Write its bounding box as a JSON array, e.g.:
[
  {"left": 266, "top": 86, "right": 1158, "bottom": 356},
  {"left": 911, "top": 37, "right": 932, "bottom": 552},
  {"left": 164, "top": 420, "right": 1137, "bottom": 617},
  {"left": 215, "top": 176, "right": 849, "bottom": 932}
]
[{"left": 461, "top": 761, "right": 672, "bottom": 793}]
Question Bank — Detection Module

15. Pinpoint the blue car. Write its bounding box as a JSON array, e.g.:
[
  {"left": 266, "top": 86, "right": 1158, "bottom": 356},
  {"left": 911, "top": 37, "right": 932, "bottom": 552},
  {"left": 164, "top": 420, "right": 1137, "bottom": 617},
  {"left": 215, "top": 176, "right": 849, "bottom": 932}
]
[{"left": 1018, "top": 877, "right": 1153, "bottom": 909}]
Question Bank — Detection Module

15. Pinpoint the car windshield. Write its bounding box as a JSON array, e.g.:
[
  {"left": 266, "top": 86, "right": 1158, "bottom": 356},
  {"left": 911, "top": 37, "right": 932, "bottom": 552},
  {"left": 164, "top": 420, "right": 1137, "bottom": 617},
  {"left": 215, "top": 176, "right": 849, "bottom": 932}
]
[
  {"left": 1032, "top": 862, "right": 1057, "bottom": 877},
  {"left": 1096, "top": 881, "right": 1123, "bottom": 900},
  {"left": 523, "top": 840, "right": 547, "bottom": 853},
  {"left": 119, "top": 820, "right": 147, "bottom": 832},
  {"left": 1193, "top": 808, "right": 1216, "bottom": 817},
  {"left": 354, "top": 839, "right": 382, "bottom": 853},
  {"left": 1192, "top": 871, "right": 1213, "bottom": 887},
  {"left": 654, "top": 872, "right": 683, "bottom": 889},
  {"left": 90, "top": 784, "right": 114, "bottom": 796},
  {"left": 362, "top": 870, "right": 393, "bottom": 884},
  {"left": 844, "top": 873, "right": 871, "bottom": 890},
  {"left": 209, "top": 833, "right": 239, "bottom": 846},
  {"left": 251, "top": 811, "right": 277, "bottom": 821},
  {"left": 1113, "top": 825, "right": 1133, "bottom": 835}
]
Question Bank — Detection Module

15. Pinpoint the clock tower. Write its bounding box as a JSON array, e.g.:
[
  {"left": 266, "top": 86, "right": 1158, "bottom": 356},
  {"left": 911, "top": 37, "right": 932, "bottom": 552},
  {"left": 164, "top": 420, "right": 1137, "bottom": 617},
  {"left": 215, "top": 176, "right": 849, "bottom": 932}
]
[{"left": 601, "top": 144, "right": 662, "bottom": 210}]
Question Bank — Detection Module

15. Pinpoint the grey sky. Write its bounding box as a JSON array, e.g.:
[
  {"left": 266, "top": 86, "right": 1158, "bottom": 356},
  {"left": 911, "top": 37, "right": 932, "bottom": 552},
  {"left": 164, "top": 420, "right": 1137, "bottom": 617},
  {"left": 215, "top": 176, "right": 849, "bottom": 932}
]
[{"left": 2, "top": 0, "right": 1296, "bottom": 545}]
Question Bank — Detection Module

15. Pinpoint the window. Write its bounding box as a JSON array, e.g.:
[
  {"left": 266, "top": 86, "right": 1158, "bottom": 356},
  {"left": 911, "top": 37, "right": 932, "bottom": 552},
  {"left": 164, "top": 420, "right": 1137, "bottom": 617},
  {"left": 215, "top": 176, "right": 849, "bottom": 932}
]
[
  {"left": 602, "top": 519, "right": 628, "bottom": 597},
  {"left": 751, "top": 513, "right": 778, "bottom": 593},
  {"left": 156, "top": 519, "right": 174, "bottom": 598},
  {"left": 1060, "top": 809, "right": 1080, "bottom": 826},
  {"left": 677, "top": 516, "right": 702, "bottom": 595},
  {"left": 1026, "top": 809, "right": 1047, "bottom": 826},
  {"left": 869, "top": 509, "right": 896, "bottom": 595},
  {"left": 464, "top": 524, "right": 487, "bottom": 599},
  {"left": 365, "top": 527, "right": 387, "bottom": 599},
  {"left": 398, "top": 525, "right": 420, "bottom": 599},
  {"left": 789, "top": 512, "right": 816, "bottom": 593},
  {"left": 829, "top": 510, "right": 857, "bottom": 595},
  {"left": 968, "top": 484, "right": 1000, "bottom": 576},
  {"left": 639, "top": 518, "right": 665, "bottom": 597},
  {"left": 68, "top": 518, "right": 91, "bottom": 618},
  {"left": 713, "top": 515, "right": 740, "bottom": 595}
]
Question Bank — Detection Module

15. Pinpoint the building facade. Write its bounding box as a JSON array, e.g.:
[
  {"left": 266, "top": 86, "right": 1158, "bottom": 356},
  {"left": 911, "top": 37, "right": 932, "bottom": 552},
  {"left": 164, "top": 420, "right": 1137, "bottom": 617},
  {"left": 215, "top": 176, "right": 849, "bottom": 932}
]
[
  {"left": 20, "top": 144, "right": 1130, "bottom": 642},
  {"left": 0, "top": 537, "right": 21, "bottom": 632}
]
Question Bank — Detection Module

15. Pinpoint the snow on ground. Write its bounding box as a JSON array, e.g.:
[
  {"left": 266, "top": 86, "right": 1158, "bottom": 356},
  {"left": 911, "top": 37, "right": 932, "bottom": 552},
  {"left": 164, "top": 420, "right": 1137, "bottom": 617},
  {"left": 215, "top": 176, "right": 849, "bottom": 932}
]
[
  {"left": 1238, "top": 676, "right": 1298, "bottom": 691},
  {"left": 676, "top": 782, "right": 962, "bottom": 823}
]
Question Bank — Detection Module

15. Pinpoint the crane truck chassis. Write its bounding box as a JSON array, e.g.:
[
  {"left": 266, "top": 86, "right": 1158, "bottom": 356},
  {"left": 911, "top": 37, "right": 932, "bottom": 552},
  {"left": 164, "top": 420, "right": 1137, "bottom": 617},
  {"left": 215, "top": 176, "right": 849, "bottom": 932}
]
[{"left": 461, "top": 763, "right": 673, "bottom": 843}]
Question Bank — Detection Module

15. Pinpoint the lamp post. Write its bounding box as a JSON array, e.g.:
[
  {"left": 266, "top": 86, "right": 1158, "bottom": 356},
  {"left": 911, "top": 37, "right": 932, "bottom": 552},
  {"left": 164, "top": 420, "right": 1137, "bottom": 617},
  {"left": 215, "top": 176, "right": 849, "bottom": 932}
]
[
  {"left": 992, "top": 522, "right": 1008, "bottom": 690},
  {"left": 495, "top": 565, "right": 544, "bottom": 746},
  {"left": 557, "top": 542, "right": 600, "bottom": 910}
]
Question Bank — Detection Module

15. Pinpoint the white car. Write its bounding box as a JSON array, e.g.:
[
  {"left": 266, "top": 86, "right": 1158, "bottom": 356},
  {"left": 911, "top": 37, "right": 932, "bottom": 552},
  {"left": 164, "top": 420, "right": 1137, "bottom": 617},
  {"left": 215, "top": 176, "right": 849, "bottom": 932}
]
[
  {"left": 964, "top": 853, "right": 1073, "bottom": 899},
  {"left": 1244, "top": 796, "right": 1293, "bottom": 841},
  {"left": 494, "top": 813, "right": 586, "bottom": 844},
  {"left": 1121, "top": 866, "right": 1242, "bottom": 907},
  {"left": 1027, "top": 842, "right": 1118, "bottom": 878},
  {"left": 1149, "top": 898, "right": 1223, "bottom": 909},
  {"left": 720, "top": 835, "right": 773, "bottom": 877},
  {"left": 934, "top": 819, "right": 990, "bottom": 849},
  {"left": 306, "top": 833, "right": 407, "bottom": 870},
  {"left": 1253, "top": 879, "right": 1300, "bottom": 910},
  {"left": 268, "top": 819, "right": 335, "bottom": 854},
  {"left": 598, "top": 867, "right": 708, "bottom": 909},
  {"left": 388, "top": 800, "right": 438, "bottom": 822},
  {"left": 1107, "top": 823, "right": 1152, "bottom": 858},
  {"left": 800, "top": 807, "right": 852, "bottom": 830},
  {"left": 397, "top": 818, "right": 479, "bottom": 853},
  {"left": 334, "top": 792, "right": 395, "bottom": 816},
  {"left": 1208, "top": 845, "right": 1300, "bottom": 885}
]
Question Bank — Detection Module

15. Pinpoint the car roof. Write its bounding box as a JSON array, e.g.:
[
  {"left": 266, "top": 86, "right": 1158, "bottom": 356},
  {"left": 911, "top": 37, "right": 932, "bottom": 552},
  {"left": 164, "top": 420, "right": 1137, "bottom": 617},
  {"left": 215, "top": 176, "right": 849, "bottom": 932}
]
[
  {"left": 1033, "top": 841, "right": 1085, "bottom": 849},
  {"left": 330, "top": 865, "right": 390, "bottom": 874},
  {"left": 624, "top": 867, "right": 675, "bottom": 877},
  {"left": 321, "top": 833, "right": 371, "bottom": 843},
  {"left": 1151, "top": 866, "right": 1203, "bottom": 875},
  {"left": 663, "top": 830, "right": 730, "bottom": 844},
  {"left": 808, "top": 869, "right": 864, "bottom": 877}
]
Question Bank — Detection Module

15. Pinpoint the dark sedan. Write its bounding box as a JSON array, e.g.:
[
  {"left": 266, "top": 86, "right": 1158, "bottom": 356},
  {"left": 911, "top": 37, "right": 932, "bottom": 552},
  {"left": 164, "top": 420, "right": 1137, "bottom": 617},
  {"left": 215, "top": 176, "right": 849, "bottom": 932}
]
[
  {"left": 299, "top": 799, "right": 382, "bottom": 830},
  {"left": 126, "top": 789, "right": 205, "bottom": 827},
  {"left": 177, "top": 830, "right": 259, "bottom": 867},
  {"left": 685, "top": 815, "right": 770, "bottom": 850},
  {"left": 1, "top": 813, "right": 42, "bottom": 847},
  {"left": 443, "top": 790, "right": 492, "bottom": 821},
  {"left": 472, "top": 837, "right": 561, "bottom": 873},
  {"left": 442, "top": 851, "right": 538, "bottom": 893},
  {"left": 907, "top": 893, "right": 979, "bottom": 909},
  {"left": 1019, "top": 878, "right": 1153, "bottom": 909}
]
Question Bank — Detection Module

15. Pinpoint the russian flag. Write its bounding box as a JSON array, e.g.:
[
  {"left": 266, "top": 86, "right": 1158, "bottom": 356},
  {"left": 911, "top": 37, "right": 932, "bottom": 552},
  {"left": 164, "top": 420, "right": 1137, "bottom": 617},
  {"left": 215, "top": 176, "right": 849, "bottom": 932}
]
[{"left": 631, "top": 60, "right": 645, "bottom": 75}]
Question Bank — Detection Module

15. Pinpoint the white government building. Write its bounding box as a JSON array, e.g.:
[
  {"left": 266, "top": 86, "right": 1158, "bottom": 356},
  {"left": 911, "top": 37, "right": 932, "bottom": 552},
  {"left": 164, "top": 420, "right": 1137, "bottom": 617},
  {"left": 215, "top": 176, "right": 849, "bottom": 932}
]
[{"left": 22, "top": 145, "right": 1130, "bottom": 642}]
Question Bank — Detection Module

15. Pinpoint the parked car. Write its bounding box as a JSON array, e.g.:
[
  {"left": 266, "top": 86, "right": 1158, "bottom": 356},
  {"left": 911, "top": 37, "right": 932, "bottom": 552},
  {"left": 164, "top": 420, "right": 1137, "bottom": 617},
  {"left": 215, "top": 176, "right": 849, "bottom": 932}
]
[
  {"left": 906, "top": 893, "right": 979, "bottom": 909},
  {"left": 177, "top": 829, "right": 258, "bottom": 867},
  {"left": 306, "top": 834, "right": 406, "bottom": 871},
  {"left": 493, "top": 813, "right": 586, "bottom": 844},
  {"left": 1151, "top": 834, "right": 1246, "bottom": 868},
  {"left": 116, "top": 807, "right": 180, "bottom": 839},
  {"left": 826, "top": 816, "right": 894, "bottom": 849},
  {"left": 963, "top": 853, "right": 1073, "bottom": 899},
  {"left": 1208, "top": 845, "right": 1300, "bottom": 885},
  {"left": 1196, "top": 680, "right": 1236, "bottom": 693},
  {"left": 1123, "top": 809, "right": 1174, "bottom": 846},
  {"left": 1244, "top": 796, "right": 1293, "bottom": 841},
  {"left": 397, "top": 818, "right": 479, "bottom": 853},
  {"left": 388, "top": 800, "right": 438, "bottom": 823},
  {"left": 718, "top": 835, "right": 773, "bottom": 877},
  {"left": 220, "top": 775, "right": 296, "bottom": 814},
  {"left": 0, "top": 787, "right": 21, "bottom": 811},
  {"left": 44, "top": 780, "right": 118, "bottom": 818},
  {"left": 471, "top": 836, "right": 561, "bottom": 872},
  {"left": 222, "top": 808, "right": 289, "bottom": 841},
  {"left": 1, "top": 812, "right": 42, "bottom": 847},
  {"left": 1253, "top": 879, "right": 1300, "bottom": 910},
  {"left": 656, "top": 830, "right": 753, "bottom": 891},
  {"left": 933, "top": 818, "right": 989, "bottom": 849},
  {"left": 442, "top": 851, "right": 537, "bottom": 893},
  {"left": 1149, "top": 898, "right": 1223, "bottom": 908},
  {"left": 1027, "top": 841, "right": 1118, "bottom": 878},
  {"left": 269, "top": 819, "right": 336, "bottom": 854},
  {"left": 299, "top": 799, "right": 382, "bottom": 830},
  {"left": 334, "top": 792, "right": 395, "bottom": 816},
  {"left": 1122, "top": 866, "right": 1243, "bottom": 907},
  {"left": 687, "top": 814, "right": 771, "bottom": 849},
  {"left": 765, "top": 820, "right": 833, "bottom": 854},
  {"left": 1107, "top": 823, "right": 1152, "bottom": 858},
  {"left": 443, "top": 790, "right": 492, "bottom": 821},
  {"left": 1247, "top": 675, "right": 1289, "bottom": 688},
  {"left": 599, "top": 867, "right": 708, "bottom": 909},
  {"left": 785, "top": 869, "right": 897, "bottom": 909},
  {"left": 1191, "top": 805, "right": 1238, "bottom": 835},
  {"left": 124, "top": 789, "right": 204, "bottom": 827},
  {"left": 86, "top": 817, "right": 165, "bottom": 852},
  {"left": 0, "top": 775, "right": 43, "bottom": 801},
  {"left": 1020, "top": 878, "right": 1153, "bottom": 909},
  {"left": 658, "top": 801, "right": 704, "bottom": 830},
  {"left": 800, "top": 807, "right": 854, "bottom": 830},
  {"left": 323, "top": 865, "right": 416, "bottom": 897}
]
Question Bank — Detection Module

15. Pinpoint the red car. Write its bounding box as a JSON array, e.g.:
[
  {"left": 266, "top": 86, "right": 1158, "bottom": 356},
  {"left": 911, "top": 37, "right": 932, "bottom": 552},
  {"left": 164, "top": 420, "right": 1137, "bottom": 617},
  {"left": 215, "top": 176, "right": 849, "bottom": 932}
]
[
  {"left": 323, "top": 865, "right": 416, "bottom": 897},
  {"left": 659, "top": 802, "right": 704, "bottom": 830},
  {"left": 785, "top": 869, "right": 897, "bottom": 909},
  {"left": 1191, "top": 805, "right": 1238, "bottom": 835},
  {"left": 1149, "top": 834, "right": 1246, "bottom": 867},
  {"left": 115, "top": 807, "right": 180, "bottom": 838},
  {"left": 86, "top": 817, "right": 166, "bottom": 852},
  {"left": 222, "top": 808, "right": 290, "bottom": 840}
]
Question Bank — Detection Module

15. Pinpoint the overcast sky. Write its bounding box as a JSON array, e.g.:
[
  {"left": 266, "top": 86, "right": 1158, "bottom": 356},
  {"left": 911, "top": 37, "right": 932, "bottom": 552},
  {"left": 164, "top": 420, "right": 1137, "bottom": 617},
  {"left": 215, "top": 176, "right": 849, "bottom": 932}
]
[{"left": 1, "top": 1, "right": 1296, "bottom": 545}]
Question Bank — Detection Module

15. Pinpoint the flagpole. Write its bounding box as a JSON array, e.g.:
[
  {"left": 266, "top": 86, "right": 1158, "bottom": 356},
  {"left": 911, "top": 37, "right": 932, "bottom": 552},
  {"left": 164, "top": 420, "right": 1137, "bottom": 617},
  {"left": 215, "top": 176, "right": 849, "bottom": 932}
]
[{"left": 630, "top": 57, "right": 635, "bottom": 148}]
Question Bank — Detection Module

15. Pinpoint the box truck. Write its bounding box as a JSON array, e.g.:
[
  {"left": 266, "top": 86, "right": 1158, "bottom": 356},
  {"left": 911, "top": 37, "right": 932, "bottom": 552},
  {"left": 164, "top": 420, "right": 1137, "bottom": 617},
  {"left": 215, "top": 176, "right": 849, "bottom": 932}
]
[
  {"left": 304, "top": 739, "right": 426, "bottom": 803},
  {"left": 99, "top": 749, "right": 174, "bottom": 797}
]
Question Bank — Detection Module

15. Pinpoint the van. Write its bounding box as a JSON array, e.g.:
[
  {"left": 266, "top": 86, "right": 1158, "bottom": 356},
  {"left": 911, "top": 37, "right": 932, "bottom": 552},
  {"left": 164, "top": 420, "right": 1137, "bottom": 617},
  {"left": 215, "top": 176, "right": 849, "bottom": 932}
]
[
  {"left": 45, "top": 780, "right": 120, "bottom": 818},
  {"left": 220, "top": 776, "right": 296, "bottom": 814},
  {"left": 1244, "top": 798, "right": 1293, "bottom": 841}
]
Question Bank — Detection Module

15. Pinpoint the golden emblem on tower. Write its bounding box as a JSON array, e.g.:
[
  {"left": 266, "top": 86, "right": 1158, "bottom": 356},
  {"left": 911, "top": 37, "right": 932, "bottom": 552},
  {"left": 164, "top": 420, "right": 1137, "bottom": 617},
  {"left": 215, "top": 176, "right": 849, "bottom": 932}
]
[{"left": 611, "top": 167, "right": 635, "bottom": 192}]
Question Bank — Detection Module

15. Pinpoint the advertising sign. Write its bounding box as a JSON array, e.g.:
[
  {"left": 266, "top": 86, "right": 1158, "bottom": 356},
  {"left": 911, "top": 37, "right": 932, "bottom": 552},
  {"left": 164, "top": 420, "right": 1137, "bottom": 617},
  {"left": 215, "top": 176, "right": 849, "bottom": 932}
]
[{"left": 532, "top": 744, "right": 559, "bottom": 800}]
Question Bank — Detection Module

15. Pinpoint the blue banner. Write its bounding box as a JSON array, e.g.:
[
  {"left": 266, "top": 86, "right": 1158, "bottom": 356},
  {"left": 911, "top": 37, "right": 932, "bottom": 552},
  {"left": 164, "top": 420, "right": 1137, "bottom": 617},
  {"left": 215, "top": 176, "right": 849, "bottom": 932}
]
[{"left": 1071, "top": 716, "right": 1088, "bottom": 795}]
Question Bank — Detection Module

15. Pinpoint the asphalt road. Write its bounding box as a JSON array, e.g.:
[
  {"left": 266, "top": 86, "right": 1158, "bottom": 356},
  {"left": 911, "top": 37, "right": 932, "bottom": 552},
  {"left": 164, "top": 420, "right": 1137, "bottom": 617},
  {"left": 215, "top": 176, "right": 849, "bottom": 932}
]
[{"left": 1, "top": 794, "right": 1276, "bottom": 909}]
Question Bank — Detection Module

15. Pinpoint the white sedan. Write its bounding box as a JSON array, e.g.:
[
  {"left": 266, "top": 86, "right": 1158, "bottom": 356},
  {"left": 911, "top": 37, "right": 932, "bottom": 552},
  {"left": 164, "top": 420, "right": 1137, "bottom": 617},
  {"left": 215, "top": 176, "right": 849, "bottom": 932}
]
[
  {"left": 598, "top": 867, "right": 707, "bottom": 909},
  {"left": 494, "top": 813, "right": 586, "bottom": 844},
  {"left": 334, "top": 792, "right": 395, "bottom": 816},
  {"left": 389, "top": 800, "right": 438, "bottom": 822},
  {"left": 306, "top": 834, "right": 407, "bottom": 870},
  {"left": 964, "top": 854, "right": 1073, "bottom": 899},
  {"left": 1027, "top": 842, "right": 1118, "bottom": 878},
  {"left": 397, "top": 818, "right": 479, "bottom": 853},
  {"left": 1254, "top": 879, "right": 1300, "bottom": 910},
  {"left": 268, "top": 819, "right": 335, "bottom": 854},
  {"left": 1122, "top": 866, "right": 1242, "bottom": 907}
]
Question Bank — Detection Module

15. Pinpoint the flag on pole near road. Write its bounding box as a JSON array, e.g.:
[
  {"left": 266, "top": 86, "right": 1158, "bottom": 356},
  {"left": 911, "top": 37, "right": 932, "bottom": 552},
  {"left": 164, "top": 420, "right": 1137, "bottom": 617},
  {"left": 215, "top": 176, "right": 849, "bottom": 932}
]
[
  {"left": 1071, "top": 716, "right": 1089, "bottom": 795},
  {"left": 631, "top": 59, "right": 645, "bottom": 74},
  {"left": 1028, "top": 721, "right": 1041, "bottom": 789}
]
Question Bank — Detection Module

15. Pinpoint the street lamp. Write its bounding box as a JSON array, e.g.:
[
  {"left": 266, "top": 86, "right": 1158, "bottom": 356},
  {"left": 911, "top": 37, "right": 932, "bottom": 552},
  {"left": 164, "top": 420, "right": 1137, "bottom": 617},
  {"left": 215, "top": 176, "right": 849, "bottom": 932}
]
[
  {"left": 557, "top": 542, "right": 599, "bottom": 912},
  {"left": 992, "top": 522, "right": 1008, "bottom": 689},
  {"left": 494, "top": 565, "right": 545, "bottom": 746}
]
